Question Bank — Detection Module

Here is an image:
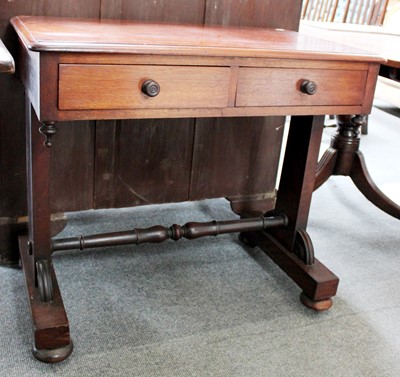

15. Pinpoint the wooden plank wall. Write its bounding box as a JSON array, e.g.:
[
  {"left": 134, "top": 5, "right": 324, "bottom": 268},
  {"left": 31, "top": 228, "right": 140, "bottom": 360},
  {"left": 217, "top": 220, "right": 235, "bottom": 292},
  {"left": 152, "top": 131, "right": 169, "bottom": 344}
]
[{"left": 0, "top": 0, "right": 302, "bottom": 263}]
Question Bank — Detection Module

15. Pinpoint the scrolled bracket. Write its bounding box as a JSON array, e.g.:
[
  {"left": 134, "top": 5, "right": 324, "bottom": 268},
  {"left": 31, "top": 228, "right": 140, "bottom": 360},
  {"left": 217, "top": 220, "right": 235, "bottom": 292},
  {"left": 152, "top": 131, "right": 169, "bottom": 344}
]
[
  {"left": 36, "top": 259, "right": 54, "bottom": 302},
  {"left": 39, "top": 122, "right": 58, "bottom": 148},
  {"left": 293, "top": 229, "right": 315, "bottom": 265}
]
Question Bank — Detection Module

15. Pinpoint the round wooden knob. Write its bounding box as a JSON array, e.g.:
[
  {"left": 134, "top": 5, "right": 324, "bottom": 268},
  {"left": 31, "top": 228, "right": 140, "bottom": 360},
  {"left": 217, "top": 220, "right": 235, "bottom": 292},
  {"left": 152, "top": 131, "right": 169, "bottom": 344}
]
[
  {"left": 141, "top": 80, "right": 160, "bottom": 97},
  {"left": 300, "top": 80, "right": 317, "bottom": 95}
]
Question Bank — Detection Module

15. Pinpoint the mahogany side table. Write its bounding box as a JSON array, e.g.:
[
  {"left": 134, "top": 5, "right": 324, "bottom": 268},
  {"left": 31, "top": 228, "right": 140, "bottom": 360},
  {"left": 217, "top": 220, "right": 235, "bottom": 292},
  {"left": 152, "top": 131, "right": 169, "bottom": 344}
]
[{"left": 11, "top": 16, "right": 383, "bottom": 362}]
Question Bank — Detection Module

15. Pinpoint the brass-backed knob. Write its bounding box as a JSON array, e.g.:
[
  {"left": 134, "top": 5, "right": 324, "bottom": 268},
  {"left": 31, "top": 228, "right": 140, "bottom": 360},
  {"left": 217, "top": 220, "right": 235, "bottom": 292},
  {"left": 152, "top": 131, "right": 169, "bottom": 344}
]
[
  {"left": 141, "top": 80, "right": 160, "bottom": 97},
  {"left": 300, "top": 80, "right": 317, "bottom": 95}
]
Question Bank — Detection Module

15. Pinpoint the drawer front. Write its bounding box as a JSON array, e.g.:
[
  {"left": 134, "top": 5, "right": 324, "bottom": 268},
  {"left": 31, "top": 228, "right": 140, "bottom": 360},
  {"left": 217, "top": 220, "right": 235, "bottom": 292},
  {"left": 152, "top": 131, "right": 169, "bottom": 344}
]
[
  {"left": 236, "top": 68, "right": 367, "bottom": 107},
  {"left": 59, "top": 64, "right": 230, "bottom": 110}
]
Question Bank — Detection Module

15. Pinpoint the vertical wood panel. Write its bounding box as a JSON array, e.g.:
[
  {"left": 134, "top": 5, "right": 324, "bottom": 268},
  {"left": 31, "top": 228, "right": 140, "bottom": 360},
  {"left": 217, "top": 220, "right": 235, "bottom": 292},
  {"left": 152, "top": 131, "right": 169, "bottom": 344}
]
[
  {"left": 114, "top": 119, "right": 195, "bottom": 208},
  {"left": 50, "top": 122, "right": 95, "bottom": 212},
  {"left": 190, "top": 117, "right": 284, "bottom": 200},
  {"left": 204, "top": 0, "right": 302, "bottom": 31},
  {"left": 93, "top": 120, "right": 118, "bottom": 208},
  {"left": 100, "top": 0, "right": 124, "bottom": 19},
  {"left": 0, "top": 71, "right": 25, "bottom": 216},
  {"left": 101, "top": 0, "right": 206, "bottom": 23},
  {"left": 0, "top": 0, "right": 100, "bottom": 19}
]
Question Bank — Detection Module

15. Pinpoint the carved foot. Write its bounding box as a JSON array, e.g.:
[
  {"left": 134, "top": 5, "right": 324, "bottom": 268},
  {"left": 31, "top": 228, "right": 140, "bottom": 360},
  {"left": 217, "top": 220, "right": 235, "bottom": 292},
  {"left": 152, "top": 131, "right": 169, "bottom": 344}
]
[
  {"left": 32, "top": 342, "right": 73, "bottom": 363},
  {"left": 300, "top": 292, "right": 333, "bottom": 311},
  {"left": 351, "top": 151, "right": 400, "bottom": 219}
]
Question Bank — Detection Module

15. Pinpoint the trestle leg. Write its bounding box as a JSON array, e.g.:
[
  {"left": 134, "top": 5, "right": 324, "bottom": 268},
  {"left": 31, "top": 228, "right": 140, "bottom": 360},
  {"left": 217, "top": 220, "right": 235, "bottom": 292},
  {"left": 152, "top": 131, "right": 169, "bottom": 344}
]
[
  {"left": 241, "top": 116, "right": 339, "bottom": 310},
  {"left": 22, "top": 101, "right": 72, "bottom": 362}
]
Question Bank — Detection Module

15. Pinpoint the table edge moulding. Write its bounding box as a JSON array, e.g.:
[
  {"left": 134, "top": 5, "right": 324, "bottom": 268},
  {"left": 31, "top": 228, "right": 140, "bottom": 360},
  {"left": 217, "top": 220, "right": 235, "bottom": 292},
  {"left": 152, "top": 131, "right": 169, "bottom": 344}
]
[{"left": 10, "top": 15, "right": 383, "bottom": 363}]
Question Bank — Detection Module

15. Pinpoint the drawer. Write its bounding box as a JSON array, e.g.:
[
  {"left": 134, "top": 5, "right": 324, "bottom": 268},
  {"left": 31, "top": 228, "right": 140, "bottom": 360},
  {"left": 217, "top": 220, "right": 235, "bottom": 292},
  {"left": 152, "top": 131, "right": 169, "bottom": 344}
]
[
  {"left": 236, "top": 68, "right": 367, "bottom": 107},
  {"left": 59, "top": 64, "right": 231, "bottom": 110}
]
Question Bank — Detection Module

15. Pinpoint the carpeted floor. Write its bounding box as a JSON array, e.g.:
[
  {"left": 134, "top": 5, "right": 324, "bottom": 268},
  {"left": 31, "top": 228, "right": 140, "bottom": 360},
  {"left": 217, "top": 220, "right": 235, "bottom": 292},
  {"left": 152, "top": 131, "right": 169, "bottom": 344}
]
[{"left": 0, "top": 99, "right": 399, "bottom": 376}]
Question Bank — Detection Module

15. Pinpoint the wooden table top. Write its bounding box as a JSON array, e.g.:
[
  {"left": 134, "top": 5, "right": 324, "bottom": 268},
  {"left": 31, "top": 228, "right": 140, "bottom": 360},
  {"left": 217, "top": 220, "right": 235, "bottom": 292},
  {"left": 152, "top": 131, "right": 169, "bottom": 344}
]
[
  {"left": 11, "top": 15, "right": 383, "bottom": 63},
  {"left": 0, "top": 39, "right": 15, "bottom": 74},
  {"left": 300, "top": 21, "right": 400, "bottom": 68}
]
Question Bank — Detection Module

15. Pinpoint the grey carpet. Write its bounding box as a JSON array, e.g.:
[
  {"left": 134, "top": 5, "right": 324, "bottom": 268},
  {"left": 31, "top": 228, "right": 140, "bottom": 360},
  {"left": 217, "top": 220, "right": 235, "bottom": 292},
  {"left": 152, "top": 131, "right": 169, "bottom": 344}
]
[{"left": 0, "top": 100, "right": 399, "bottom": 376}]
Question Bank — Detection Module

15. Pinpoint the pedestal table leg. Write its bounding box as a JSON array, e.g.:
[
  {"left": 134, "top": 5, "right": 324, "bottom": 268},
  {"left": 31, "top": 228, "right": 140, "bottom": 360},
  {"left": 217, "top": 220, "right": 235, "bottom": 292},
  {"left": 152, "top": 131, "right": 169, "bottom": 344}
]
[{"left": 315, "top": 115, "right": 400, "bottom": 219}]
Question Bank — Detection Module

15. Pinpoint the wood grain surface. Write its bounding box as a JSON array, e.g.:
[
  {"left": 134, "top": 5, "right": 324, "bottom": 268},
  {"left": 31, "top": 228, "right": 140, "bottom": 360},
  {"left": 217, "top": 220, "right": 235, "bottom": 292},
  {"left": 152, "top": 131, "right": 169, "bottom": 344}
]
[{"left": 11, "top": 16, "right": 383, "bottom": 62}]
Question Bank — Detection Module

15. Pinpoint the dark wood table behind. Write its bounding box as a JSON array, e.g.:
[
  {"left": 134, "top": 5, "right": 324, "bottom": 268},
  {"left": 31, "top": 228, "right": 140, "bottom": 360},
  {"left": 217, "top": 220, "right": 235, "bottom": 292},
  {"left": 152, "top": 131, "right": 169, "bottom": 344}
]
[{"left": 300, "top": 21, "right": 400, "bottom": 220}]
